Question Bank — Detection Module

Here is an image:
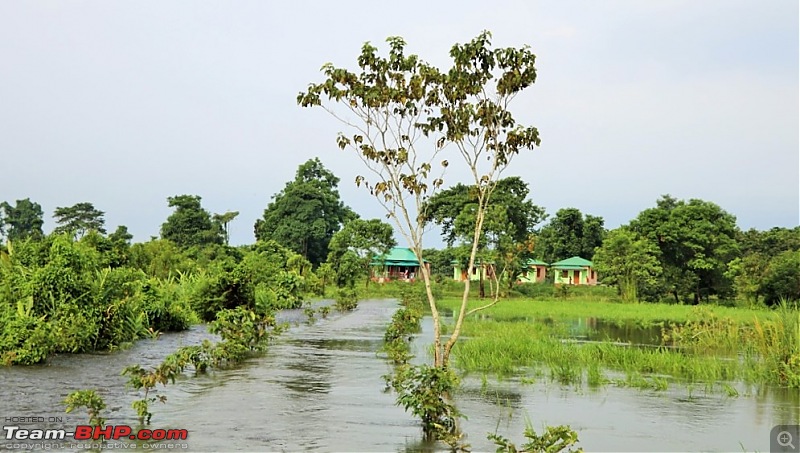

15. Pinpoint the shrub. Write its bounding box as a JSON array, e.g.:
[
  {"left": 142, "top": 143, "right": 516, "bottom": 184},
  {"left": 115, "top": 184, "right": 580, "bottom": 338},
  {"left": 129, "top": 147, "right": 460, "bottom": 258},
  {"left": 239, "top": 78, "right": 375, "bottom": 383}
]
[
  {"left": 189, "top": 267, "right": 255, "bottom": 322},
  {"left": 335, "top": 287, "right": 359, "bottom": 311},
  {"left": 0, "top": 299, "right": 55, "bottom": 365},
  {"left": 64, "top": 390, "right": 107, "bottom": 427},
  {"left": 394, "top": 365, "right": 461, "bottom": 441}
]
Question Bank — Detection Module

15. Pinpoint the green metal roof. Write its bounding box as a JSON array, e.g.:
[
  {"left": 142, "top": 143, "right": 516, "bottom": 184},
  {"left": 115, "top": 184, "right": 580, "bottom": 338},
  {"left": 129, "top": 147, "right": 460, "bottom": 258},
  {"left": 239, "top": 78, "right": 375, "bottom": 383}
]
[
  {"left": 371, "top": 247, "right": 427, "bottom": 266},
  {"left": 525, "top": 259, "right": 549, "bottom": 266},
  {"left": 551, "top": 256, "right": 592, "bottom": 268}
]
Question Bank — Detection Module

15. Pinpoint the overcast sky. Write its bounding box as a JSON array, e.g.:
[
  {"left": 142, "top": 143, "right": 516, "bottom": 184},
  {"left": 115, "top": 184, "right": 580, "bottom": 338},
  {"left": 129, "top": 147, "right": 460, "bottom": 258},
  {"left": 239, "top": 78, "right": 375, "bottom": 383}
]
[{"left": 1, "top": 1, "right": 797, "bottom": 246}]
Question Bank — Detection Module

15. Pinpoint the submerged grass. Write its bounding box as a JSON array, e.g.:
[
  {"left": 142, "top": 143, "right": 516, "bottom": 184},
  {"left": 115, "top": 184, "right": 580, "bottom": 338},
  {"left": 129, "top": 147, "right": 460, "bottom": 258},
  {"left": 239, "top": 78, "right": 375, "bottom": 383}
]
[
  {"left": 440, "top": 297, "right": 800, "bottom": 389},
  {"left": 452, "top": 321, "right": 741, "bottom": 384}
]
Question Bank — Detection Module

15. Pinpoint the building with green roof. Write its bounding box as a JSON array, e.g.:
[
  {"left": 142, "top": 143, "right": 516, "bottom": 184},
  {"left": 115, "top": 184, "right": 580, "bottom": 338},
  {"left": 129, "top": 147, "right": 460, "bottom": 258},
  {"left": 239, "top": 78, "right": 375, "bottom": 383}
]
[
  {"left": 518, "top": 259, "right": 549, "bottom": 283},
  {"left": 370, "top": 247, "right": 429, "bottom": 282},
  {"left": 451, "top": 259, "right": 495, "bottom": 282},
  {"left": 551, "top": 256, "right": 597, "bottom": 285}
]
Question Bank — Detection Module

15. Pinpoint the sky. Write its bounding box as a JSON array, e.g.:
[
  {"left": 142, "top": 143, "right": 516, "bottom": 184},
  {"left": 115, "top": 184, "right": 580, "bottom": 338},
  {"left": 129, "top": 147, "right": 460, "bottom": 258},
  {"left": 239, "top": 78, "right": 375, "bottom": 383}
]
[{"left": 0, "top": 0, "right": 797, "bottom": 246}]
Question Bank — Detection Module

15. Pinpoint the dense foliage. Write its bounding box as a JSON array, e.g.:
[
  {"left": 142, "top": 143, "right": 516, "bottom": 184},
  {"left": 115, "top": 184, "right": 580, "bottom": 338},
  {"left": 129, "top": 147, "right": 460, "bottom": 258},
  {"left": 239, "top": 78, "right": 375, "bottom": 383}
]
[
  {"left": 0, "top": 234, "right": 194, "bottom": 364},
  {"left": 590, "top": 195, "right": 800, "bottom": 305},
  {"left": 254, "top": 158, "right": 356, "bottom": 266},
  {"left": 0, "top": 219, "right": 319, "bottom": 365},
  {"left": 161, "top": 195, "right": 224, "bottom": 249},
  {"left": 534, "top": 208, "right": 605, "bottom": 264},
  {"left": 0, "top": 198, "right": 44, "bottom": 241}
]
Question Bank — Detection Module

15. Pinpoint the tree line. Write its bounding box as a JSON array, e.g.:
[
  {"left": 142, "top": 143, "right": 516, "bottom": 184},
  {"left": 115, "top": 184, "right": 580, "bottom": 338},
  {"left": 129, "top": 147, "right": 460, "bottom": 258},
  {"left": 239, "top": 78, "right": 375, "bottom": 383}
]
[
  {"left": 426, "top": 194, "right": 798, "bottom": 307},
  {"left": 3, "top": 161, "right": 798, "bottom": 320}
]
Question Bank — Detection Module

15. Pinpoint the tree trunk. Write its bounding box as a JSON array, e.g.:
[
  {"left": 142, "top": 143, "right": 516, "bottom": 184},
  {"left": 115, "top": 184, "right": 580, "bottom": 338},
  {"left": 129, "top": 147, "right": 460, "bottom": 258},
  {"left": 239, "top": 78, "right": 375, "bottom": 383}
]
[{"left": 479, "top": 265, "right": 485, "bottom": 299}]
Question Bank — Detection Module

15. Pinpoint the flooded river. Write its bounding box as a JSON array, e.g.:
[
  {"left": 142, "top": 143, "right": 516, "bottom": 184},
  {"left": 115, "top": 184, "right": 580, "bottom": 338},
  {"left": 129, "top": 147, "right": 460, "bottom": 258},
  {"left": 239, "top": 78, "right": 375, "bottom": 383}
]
[{"left": 1, "top": 299, "right": 798, "bottom": 451}]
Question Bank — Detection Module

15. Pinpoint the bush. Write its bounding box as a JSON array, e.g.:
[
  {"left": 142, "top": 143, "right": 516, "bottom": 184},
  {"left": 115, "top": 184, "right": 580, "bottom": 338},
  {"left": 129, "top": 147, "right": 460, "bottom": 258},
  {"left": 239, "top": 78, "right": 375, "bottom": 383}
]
[
  {"left": 514, "top": 282, "right": 556, "bottom": 299},
  {"left": 51, "top": 303, "right": 100, "bottom": 353},
  {"left": 189, "top": 267, "right": 255, "bottom": 322},
  {"left": 0, "top": 299, "right": 55, "bottom": 365},
  {"left": 335, "top": 287, "right": 359, "bottom": 311},
  {"left": 761, "top": 250, "right": 800, "bottom": 306},
  {"left": 138, "top": 278, "right": 194, "bottom": 332}
]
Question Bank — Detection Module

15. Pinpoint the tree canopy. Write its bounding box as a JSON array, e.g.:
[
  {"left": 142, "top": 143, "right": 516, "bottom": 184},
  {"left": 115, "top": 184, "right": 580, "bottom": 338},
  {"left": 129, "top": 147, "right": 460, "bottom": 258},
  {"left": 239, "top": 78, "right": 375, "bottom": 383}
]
[
  {"left": 425, "top": 177, "right": 545, "bottom": 247},
  {"left": 254, "top": 158, "right": 356, "bottom": 266},
  {"left": 327, "top": 218, "right": 396, "bottom": 287},
  {"left": 727, "top": 226, "right": 800, "bottom": 305},
  {"left": 592, "top": 227, "right": 662, "bottom": 302},
  {"left": 534, "top": 208, "right": 605, "bottom": 263},
  {"left": 213, "top": 211, "right": 239, "bottom": 246},
  {"left": 629, "top": 195, "right": 739, "bottom": 304},
  {"left": 0, "top": 198, "right": 44, "bottom": 242},
  {"left": 425, "top": 176, "right": 546, "bottom": 290},
  {"left": 53, "top": 202, "right": 106, "bottom": 238},
  {"left": 299, "top": 30, "right": 541, "bottom": 376},
  {"left": 160, "top": 195, "right": 223, "bottom": 249}
]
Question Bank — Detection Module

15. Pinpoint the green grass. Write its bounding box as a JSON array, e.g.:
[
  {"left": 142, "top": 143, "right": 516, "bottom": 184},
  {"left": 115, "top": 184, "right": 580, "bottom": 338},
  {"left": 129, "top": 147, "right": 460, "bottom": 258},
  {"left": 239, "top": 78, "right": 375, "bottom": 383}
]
[
  {"left": 451, "top": 321, "right": 742, "bottom": 383},
  {"left": 437, "top": 296, "right": 777, "bottom": 325},
  {"left": 437, "top": 297, "right": 800, "bottom": 388}
]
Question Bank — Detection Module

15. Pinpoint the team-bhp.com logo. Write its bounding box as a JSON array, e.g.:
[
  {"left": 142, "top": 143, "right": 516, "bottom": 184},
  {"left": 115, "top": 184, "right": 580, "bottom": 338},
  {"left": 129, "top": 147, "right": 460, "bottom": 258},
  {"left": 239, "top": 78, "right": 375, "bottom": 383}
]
[{"left": 4, "top": 425, "right": 189, "bottom": 450}]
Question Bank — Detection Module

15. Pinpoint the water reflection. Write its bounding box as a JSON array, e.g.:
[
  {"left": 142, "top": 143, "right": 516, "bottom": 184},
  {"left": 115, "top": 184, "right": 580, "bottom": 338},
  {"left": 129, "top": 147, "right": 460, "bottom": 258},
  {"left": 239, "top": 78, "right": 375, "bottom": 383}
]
[
  {"left": 460, "top": 383, "right": 524, "bottom": 409},
  {"left": 570, "top": 317, "right": 665, "bottom": 345}
]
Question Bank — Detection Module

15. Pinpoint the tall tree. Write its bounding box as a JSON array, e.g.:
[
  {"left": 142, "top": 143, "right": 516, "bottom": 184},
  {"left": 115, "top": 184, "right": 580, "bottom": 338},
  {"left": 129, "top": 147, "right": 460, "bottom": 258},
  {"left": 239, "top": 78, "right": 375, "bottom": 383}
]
[
  {"left": 160, "top": 195, "right": 223, "bottom": 249},
  {"left": 0, "top": 198, "right": 44, "bottom": 241},
  {"left": 299, "top": 31, "right": 540, "bottom": 376},
  {"left": 534, "top": 208, "right": 605, "bottom": 263},
  {"left": 582, "top": 214, "right": 606, "bottom": 260},
  {"left": 106, "top": 225, "right": 134, "bottom": 267},
  {"left": 630, "top": 195, "right": 739, "bottom": 304},
  {"left": 254, "top": 158, "right": 355, "bottom": 266},
  {"left": 53, "top": 202, "right": 106, "bottom": 238},
  {"left": 426, "top": 177, "right": 545, "bottom": 247},
  {"left": 213, "top": 211, "right": 239, "bottom": 246}
]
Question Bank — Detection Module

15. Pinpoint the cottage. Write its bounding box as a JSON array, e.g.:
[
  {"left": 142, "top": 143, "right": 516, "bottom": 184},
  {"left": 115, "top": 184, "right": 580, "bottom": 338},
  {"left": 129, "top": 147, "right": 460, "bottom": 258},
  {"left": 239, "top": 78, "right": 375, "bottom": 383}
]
[
  {"left": 451, "top": 260, "right": 496, "bottom": 282},
  {"left": 370, "top": 247, "right": 429, "bottom": 282},
  {"left": 551, "top": 256, "right": 597, "bottom": 285},
  {"left": 518, "top": 259, "right": 548, "bottom": 283}
]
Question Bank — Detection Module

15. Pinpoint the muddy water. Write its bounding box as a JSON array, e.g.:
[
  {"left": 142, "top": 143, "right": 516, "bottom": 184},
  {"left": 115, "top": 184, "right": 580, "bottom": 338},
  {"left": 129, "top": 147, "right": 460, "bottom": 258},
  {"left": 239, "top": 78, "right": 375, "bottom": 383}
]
[{"left": 1, "top": 299, "right": 798, "bottom": 452}]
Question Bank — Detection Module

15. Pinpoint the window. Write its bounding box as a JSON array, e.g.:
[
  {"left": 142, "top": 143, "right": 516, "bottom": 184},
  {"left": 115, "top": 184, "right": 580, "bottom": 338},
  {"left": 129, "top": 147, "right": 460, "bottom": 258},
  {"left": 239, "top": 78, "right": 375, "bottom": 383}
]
[{"left": 561, "top": 270, "right": 568, "bottom": 278}]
